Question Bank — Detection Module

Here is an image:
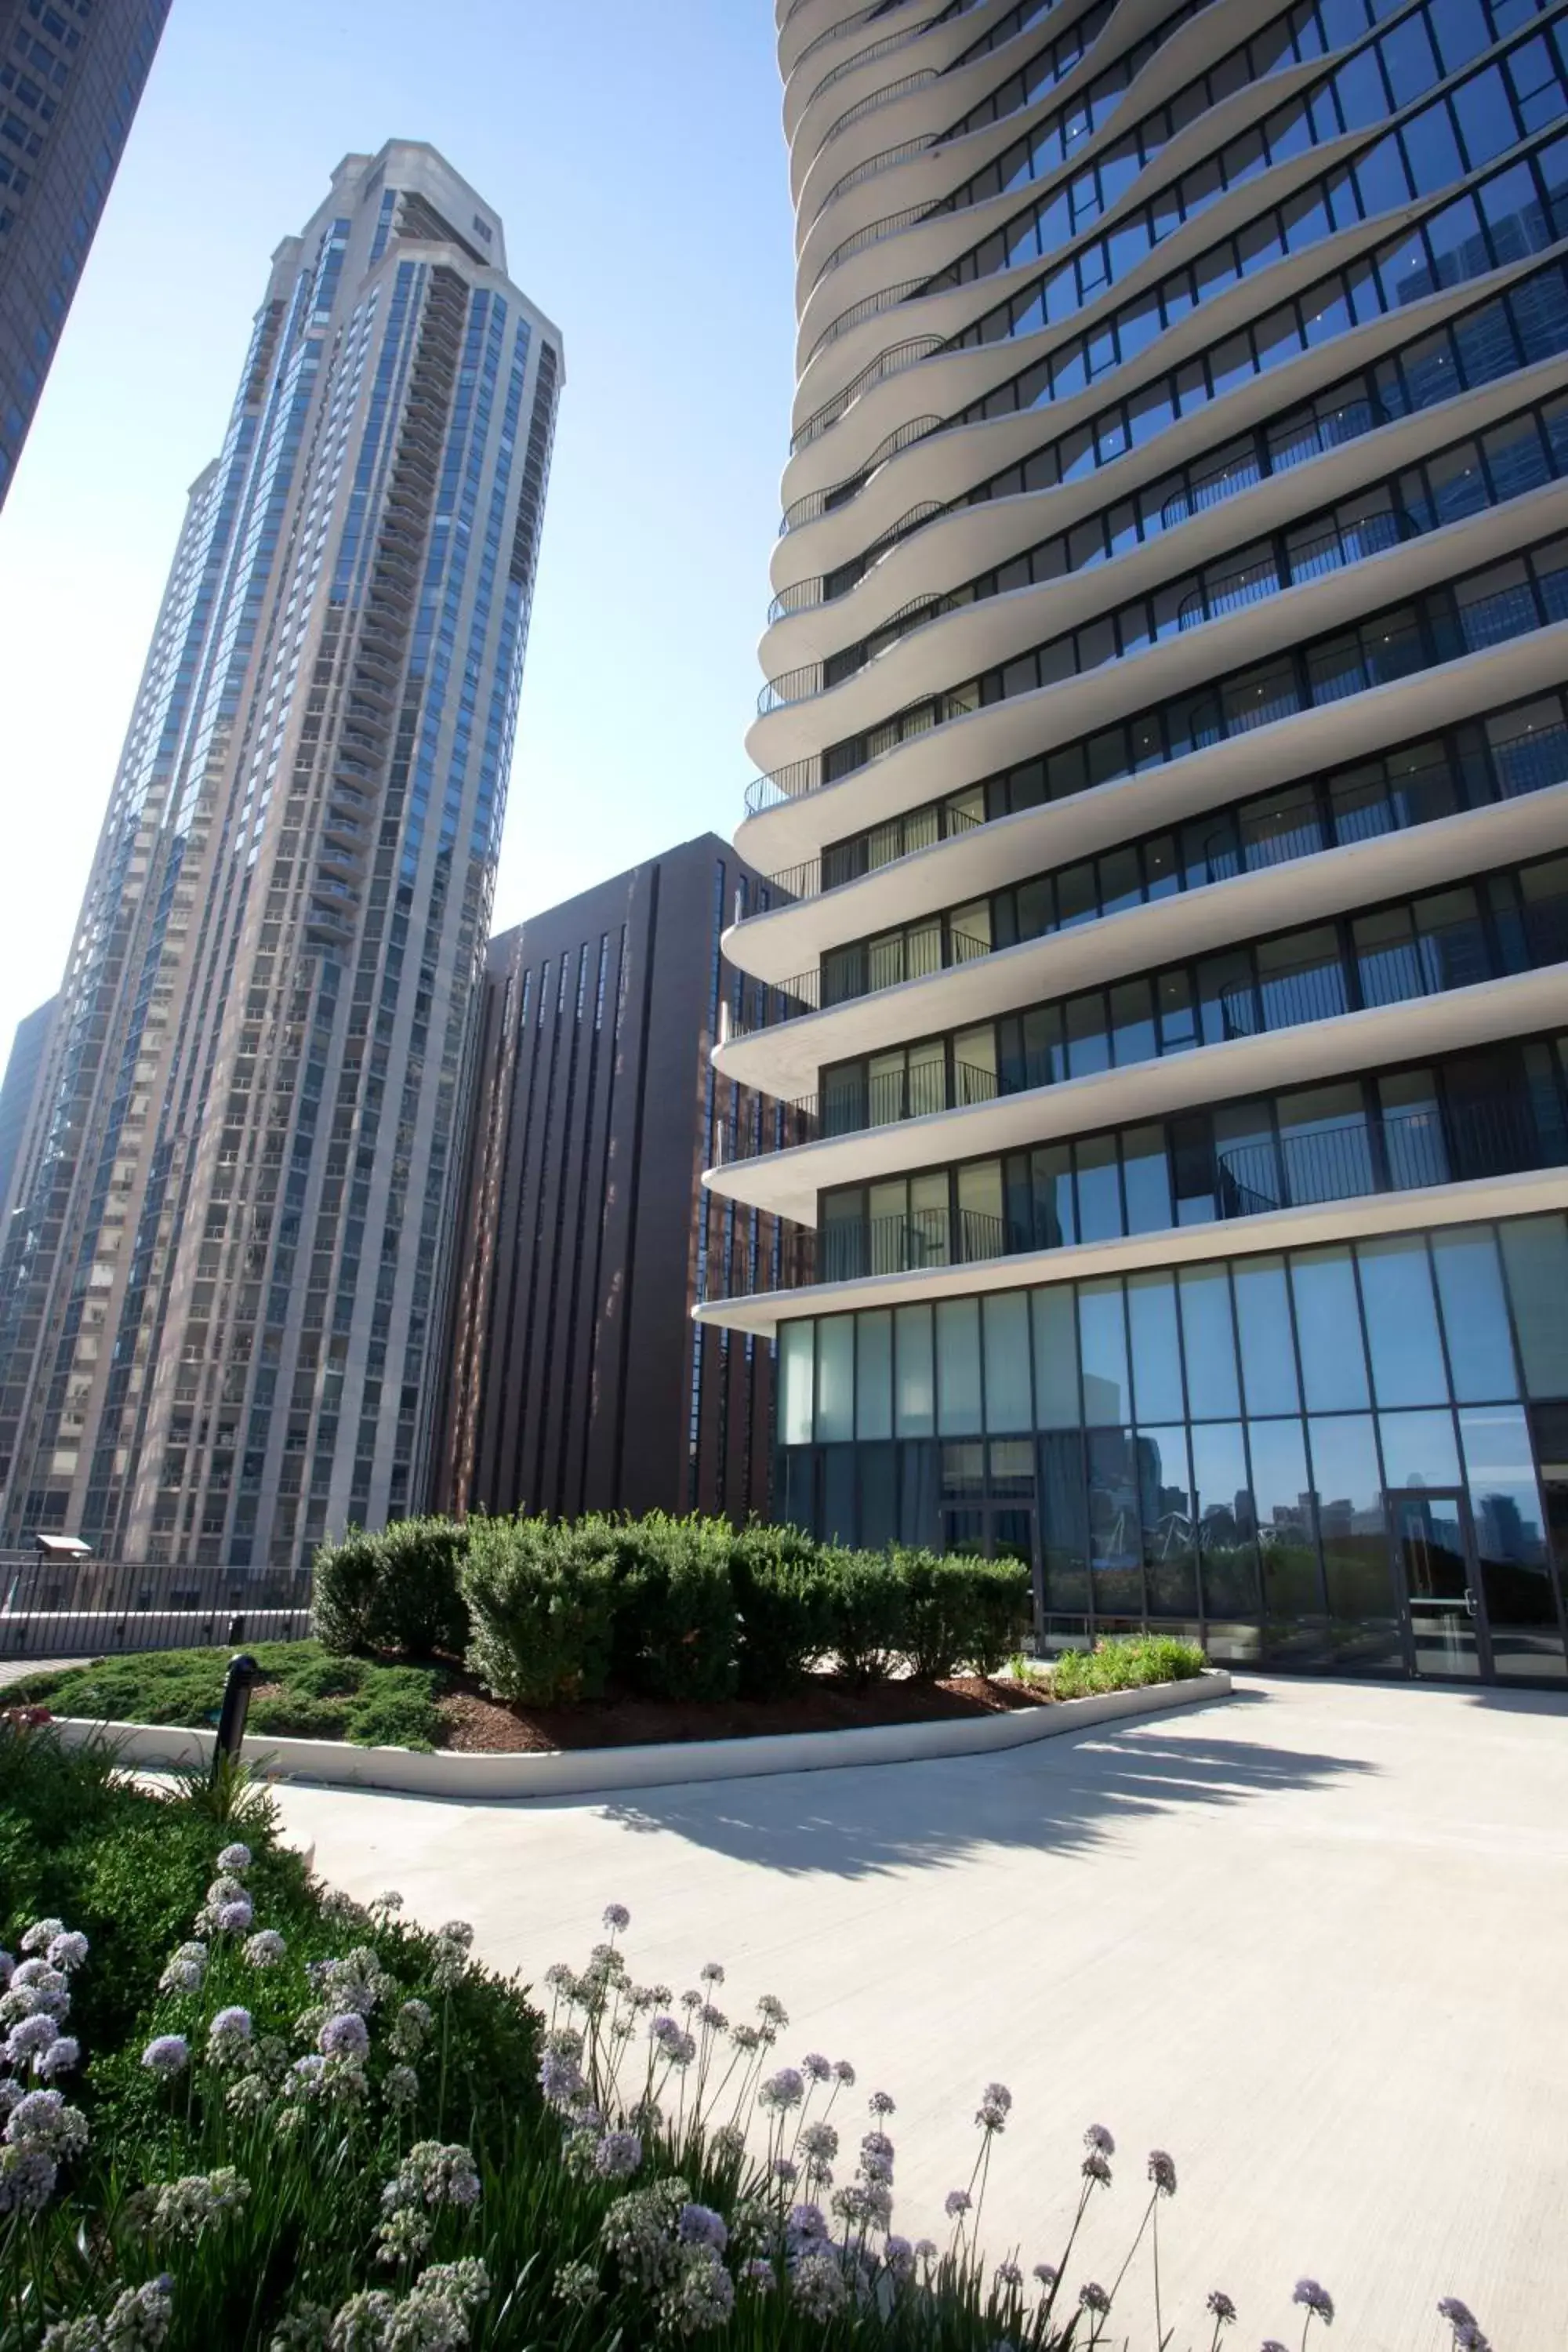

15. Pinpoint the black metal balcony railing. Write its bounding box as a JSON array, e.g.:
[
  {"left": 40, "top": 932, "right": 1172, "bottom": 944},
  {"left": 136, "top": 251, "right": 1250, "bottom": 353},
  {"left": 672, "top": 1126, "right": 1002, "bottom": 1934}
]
[{"left": 756, "top": 1097, "right": 1552, "bottom": 1295}]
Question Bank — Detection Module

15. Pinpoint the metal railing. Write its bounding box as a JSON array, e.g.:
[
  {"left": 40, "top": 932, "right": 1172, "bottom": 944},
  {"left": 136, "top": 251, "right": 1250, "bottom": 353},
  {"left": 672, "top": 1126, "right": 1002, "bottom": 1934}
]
[
  {"left": 767, "top": 497, "right": 943, "bottom": 624},
  {"left": 0, "top": 1560, "right": 315, "bottom": 1662},
  {"left": 792, "top": 333, "right": 946, "bottom": 454},
  {"left": 824, "top": 65, "right": 940, "bottom": 147},
  {"left": 730, "top": 927, "right": 990, "bottom": 1039},
  {"left": 757, "top": 797, "right": 985, "bottom": 902},
  {"left": 806, "top": 275, "right": 930, "bottom": 369},
  {"left": 779, "top": 414, "right": 941, "bottom": 537}
]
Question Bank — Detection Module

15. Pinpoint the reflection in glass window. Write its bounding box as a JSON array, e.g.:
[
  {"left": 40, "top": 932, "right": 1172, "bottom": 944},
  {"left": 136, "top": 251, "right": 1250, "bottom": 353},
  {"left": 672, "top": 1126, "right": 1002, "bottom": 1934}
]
[
  {"left": 1291, "top": 1247, "right": 1370, "bottom": 1411},
  {"left": 1139, "top": 1424, "right": 1198, "bottom": 1615},
  {"left": 1308, "top": 1416, "right": 1395, "bottom": 1621},
  {"left": 1128, "top": 1271, "right": 1185, "bottom": 1423},
  {"left": 1087, "top": 1428, "right": 1143, "bottom": 1613},
  {"left": 1079, "top": 1280, "right": 1131, "bottom": 1424},
  {"left": 1191, "top": 1420, "right": 1257, "bottom": 1615},
  {"left": 895, "top": 1304, "right": 935, "bottom": 1437},
  {"left": 1033, "top": 1287, "right": 1080, "bottom": 1426},
  {"left": 936, "top": 1300, "right": 983, "bottom": 1436},
  {"left": 1432, "top": 1229, "right": 1519, "bottom": 1403},
  {"left": 1359, "top": 1235, "right": 1447, "bottom": 1406},
  {"left": 1234, "top": 1258, "right": 1300, "bottom": 1415},
  {"left": 1378, "top": 1406, "right": 1462, "bottom": 1490},
  {"left": 1179, "top": 1264, "right": 1241, "bottom": 1417},
  {"left": 983, "top": 1293, "right": 1033, "bottom": 1431},
  {"left": 818, "top": 1319, "right": 854, "bottom": 1444},
  {"left": 1250, "top": 1419, "right": 1321, "bottom": 1619},
  {"left": 857, "top": 1310, "right": 893, "bottom": 1442},
  {"left": 779, "top": 1322, "right": 814, "bottom": 1449},
  {"left": 1500, "top": 1216, "right": 1568, "bottom": 1395}
]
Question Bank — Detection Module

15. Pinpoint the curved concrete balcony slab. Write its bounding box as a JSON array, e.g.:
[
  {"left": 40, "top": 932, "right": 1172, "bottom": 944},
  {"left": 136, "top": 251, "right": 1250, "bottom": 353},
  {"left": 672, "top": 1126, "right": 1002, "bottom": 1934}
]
[
  {"left": 695, "top": 1160, "right": 1568, "bottom": 1334},
  {"left": 741, "top": 486, "right": 1568, "bottom": 869},
  {"left": 731, "top": 624, "right": 1568, "bottom": 985},
  {"left": 703, "top": 966, "right": 1568, "bottom": 1223},
  {"left": 716, "top": 785, "right": 1568, "bottom": 1100}
]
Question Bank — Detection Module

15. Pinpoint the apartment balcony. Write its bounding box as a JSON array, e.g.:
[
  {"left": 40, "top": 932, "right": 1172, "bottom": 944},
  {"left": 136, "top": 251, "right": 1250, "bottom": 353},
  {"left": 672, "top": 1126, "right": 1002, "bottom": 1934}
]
[{"left": 706, "top": 1089, "right": 1568, "bottom": 1322}]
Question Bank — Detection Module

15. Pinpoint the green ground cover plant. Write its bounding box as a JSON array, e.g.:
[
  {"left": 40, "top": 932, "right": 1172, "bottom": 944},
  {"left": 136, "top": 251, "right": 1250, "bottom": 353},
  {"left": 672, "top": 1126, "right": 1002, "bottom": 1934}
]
[
  {"left": 0, "top": 1722, "right": 1486, "bottom": 2351},
  {"left": 1045, "top": 1637, "right": 1209, "bottom": 1700},
  {"left": 4, "top": 1642, "right": 447, "bottom": 1751}
]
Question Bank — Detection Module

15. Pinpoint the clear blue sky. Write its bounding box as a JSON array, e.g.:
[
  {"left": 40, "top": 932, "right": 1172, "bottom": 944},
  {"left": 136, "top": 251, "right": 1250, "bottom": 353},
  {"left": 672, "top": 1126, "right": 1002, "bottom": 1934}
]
[{"left": 0, "top": 0, "right": 796, "bottom": 1062}]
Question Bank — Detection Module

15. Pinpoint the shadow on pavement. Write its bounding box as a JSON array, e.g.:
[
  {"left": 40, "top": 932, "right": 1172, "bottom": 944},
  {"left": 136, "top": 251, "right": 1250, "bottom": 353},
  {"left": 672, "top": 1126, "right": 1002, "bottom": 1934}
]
[{"left": 586, "top": 1703, "right": 1379, "bottom": 1882}]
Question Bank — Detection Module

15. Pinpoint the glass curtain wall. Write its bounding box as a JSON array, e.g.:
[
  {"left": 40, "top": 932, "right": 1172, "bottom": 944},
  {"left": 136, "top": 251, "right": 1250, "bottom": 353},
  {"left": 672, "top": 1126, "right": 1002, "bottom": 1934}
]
[{"left": 775, "top": 1213, "right": 1568, "bottom": 1683}]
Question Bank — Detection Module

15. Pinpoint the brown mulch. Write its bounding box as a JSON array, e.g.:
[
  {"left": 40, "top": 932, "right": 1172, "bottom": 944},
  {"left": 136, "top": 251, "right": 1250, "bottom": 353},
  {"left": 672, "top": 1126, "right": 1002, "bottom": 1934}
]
[{"left": 436, "top": 1671, "right": 1051, "bottom": 1755}]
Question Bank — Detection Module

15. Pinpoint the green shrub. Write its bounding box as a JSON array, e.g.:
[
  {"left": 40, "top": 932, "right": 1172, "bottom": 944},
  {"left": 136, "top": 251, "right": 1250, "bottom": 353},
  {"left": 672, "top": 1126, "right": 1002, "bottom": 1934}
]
[
  {"left": 313, "top": 1515, "right": 470, "bottom": 1659},
  {"left": 730, "top": 1521, "right": 835, "bottom": 1697},
  {"left": 826, "top": 1546, "right": 906, "bottom": 1685},
  {"left": 604, "top": 1512, "right": 738, "bottom": 1703},
  {"left": 896, "top": 1548, "right": 1032, "bottom": 1679},
  {"left": 9, "top": 1640, "right": 446, "bottom": 1751},
  {"left": 1051, "top": 1632, "right": 1209, "bottom": 1697},
  {"left": 462, "top": 1514, "right": 619, "bottom": 1705}
]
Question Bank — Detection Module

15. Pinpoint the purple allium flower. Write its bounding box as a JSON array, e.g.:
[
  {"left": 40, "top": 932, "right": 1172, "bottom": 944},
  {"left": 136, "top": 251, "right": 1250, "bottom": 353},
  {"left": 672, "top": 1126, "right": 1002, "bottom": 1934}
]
[
  {"left": 760, "top": 2066, "right": 805, "bottom": 2111},
  {"left": 1079, "top": 2282, "right": 1111, "bottom": 2314},
  {"left": 18, "top": 1919, "right": 64, "bottom": 1956},
  {"left": 1207, "top": 2288, "right": 1237, "bottom": 2325},
  {"left": 771, "top": 2157, "right": 798, "bottom": 2186},
  {"left": 5, "top": 2013, "right": 58, "bottom": 2065},
  {"left": 648, "top": 2016, "right": 695, "bottom": 2068},
  {"left": 868, "top": 2089, "right": 895, "bottom": 2116},
  {"left": 142, "top": 2034, "right": 191, "bottom": 2079},
  {"left": 1261, "top": 2341, "right": 1290, "bottom": 2351},
  {"left": 833, "top": 2058, "right": 856, "bottom": 2085},
  {"left": 913, "top": 2238, "right": 937, "bottom": 2266},
  {"left": 789, "top": 2249, "right": 847, "bottom": 2321},
  {"left": 677, "top": 2201, "right": 728, "bottom": 2252},
  {"left": 1083, "top": 2123, "right": 1115, "bottom": 2157},
  {"left": 35, "top": 2036, "right": 78, "bottom": 2082},
  {"left": 884, "top": 2237, "right": 916, "bottom": 2281},
  {"left": 1033, "top": 2263, "right": 1058, "bottom": 2289},
  {"left": 700, "top": 1961, "right": 724, "bottom": 1985},
  {"left": 1451, "top": 2326, "right": 1493, "bottom": 2351},
  {"left": 538, "top": 2051, "right": 583, "bottom": 2107},
  {"left": 1439, "top": 2304, "right": 1476, "bottom": 2330},
  {"left": 45, "top": 1932, "right": 88, "bottom": 1973},
  {"left": 216, "top": 1843, "right": 252, "bottom": 1874},
  {"left": 4, "top": 2087, "right": 88, "bottom": 2158},
  {"left": 786, "top": 2202, "right": 829, "bottom": 2245},
  {"left": 1148, "top": 2149, "right": 1177, "bottom": 2197},
  {"left": 756, "top": 1993, "right": 787, "bottom": 2028},
  {"left": 592, "top": 2130, "right": 641, "bottom": 2180},
  {"left": 207, "top": 2007, "right": 252, "bottom": 2057},
  {"left": 1294, "top": 2280, "right": 1335, "bottom": 2324},
  {"left": 244, "top": 1930, "right": 286, "bottom": 1969},
  {"left": 800, "top": 2121, "right": 838, "bottom": 2162},
  {"left": 945, "top": 2188, "right": 972, "bottom": 2220},
  {"left": 1082, "top": 2151, "right": 1112, "bottom": 2185},
  {"left": 215, "top": 1899, "right": 253, "bottom": 1935},
  {"left": 801, "top": 2051, "right": 831, "bottom": 2082},
  {"left": 742, "top": 2257, "right": 775, "bottom": 2292},
  {"left": 318, "top": 2012, "right": 370, "bottom": 2061},
  {"left": 601, "top": 1902, "right": 630, "bottom": 1933},
  {"left": 995, "top": 2259, "right": 1024, "bottom": 2289}
]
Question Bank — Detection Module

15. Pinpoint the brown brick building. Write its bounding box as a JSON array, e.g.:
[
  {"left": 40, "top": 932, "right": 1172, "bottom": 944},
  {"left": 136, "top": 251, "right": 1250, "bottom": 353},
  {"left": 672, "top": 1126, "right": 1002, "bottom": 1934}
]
[{"left": 434, "top": 833, "right": 798, "bottom": 1523}]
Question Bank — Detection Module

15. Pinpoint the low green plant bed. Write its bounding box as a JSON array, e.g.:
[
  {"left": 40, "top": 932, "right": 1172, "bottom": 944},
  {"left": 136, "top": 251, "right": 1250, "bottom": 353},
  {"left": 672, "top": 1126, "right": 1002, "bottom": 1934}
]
[
  {"left": 1044, "top": 1635, "right": 1210, "bottom": 1700},
  {"left": 5, "top": 1639, "right": 448, "bottom": 1751}
]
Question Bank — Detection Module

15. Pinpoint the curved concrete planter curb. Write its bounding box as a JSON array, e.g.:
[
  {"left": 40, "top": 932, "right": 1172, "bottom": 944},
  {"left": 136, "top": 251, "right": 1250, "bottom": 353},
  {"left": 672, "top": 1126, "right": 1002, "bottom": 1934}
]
[{"left": 46, "top": 1670, "right": 1230, "bottom": 1802}]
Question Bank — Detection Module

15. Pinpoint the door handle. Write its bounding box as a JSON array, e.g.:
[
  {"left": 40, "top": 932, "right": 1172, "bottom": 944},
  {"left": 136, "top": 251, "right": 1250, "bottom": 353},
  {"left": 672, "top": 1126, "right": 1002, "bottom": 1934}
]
[{"left": 1464, "top": 1589, "right": 1479, "bottom": 1617}]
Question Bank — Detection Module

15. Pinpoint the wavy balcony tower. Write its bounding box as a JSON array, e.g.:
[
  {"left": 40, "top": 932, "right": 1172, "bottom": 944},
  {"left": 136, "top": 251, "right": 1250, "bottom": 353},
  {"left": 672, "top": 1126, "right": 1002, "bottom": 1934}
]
[
  {"left": 699, "top": 0, "right": 1568, "bottom": 1682},
  {"left": 0, "top": 144, "right": 562, "bottom": 1566}
]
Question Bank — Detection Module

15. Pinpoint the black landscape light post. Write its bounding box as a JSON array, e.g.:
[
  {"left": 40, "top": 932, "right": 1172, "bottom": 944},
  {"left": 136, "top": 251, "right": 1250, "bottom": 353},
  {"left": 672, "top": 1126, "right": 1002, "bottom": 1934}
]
[{"left": 212, "top": 1652, "right": 260, "bottom": 1782}]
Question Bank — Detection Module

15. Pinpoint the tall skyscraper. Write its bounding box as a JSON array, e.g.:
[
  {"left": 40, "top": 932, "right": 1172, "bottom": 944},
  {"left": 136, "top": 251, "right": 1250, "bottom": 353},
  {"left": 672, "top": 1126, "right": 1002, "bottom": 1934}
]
[
  {"left": 701, "top": 0, "right": 1568, "bottom": 1686},
  {"left": 0, "top": 142, "right": 562, "bottom": 1565},
  {"left": 434, "top": 834, "right": 795, "bottom": 1527},
  {"left": 0, "top": 0, "right": 172, "bottom": 505},
  {"left": 0, "top": 996, "right": 56, "bottom": 1222}
]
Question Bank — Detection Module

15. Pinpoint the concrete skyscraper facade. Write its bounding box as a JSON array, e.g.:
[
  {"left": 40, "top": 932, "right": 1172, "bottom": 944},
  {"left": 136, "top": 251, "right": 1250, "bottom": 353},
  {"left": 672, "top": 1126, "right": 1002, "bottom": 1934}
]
[
  {"left": 701, "top": 0, "right": 1568, "bottom": 1684},
  {"left": 0, "top": 141, "right": 562, "bottom": 1565},
  {"left": 0, "top": 0, "right": 172, "bottom": 503}
]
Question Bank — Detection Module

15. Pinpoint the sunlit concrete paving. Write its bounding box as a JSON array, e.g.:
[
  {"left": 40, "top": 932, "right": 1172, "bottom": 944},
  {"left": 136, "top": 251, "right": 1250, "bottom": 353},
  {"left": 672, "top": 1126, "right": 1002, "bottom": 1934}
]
[{"left": 274, "top": 1680, "right": 1568, "bottom": 2350}]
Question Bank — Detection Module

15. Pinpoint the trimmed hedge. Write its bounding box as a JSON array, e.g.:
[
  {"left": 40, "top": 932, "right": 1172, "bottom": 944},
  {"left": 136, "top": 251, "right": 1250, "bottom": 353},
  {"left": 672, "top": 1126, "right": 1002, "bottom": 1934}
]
[
  {"left": 314, "top": 1512, "right": 1036, "bottom": 1708},
  {"left": 313, "top": 1515, "right": 469, "bottom": 1659}
]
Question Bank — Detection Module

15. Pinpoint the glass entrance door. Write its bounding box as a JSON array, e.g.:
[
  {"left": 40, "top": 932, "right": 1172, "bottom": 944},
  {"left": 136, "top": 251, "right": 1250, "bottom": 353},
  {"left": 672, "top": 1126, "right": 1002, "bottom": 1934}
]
[{"left": 1388, "top": 1487, "right": 1490, "bottom": 1679}]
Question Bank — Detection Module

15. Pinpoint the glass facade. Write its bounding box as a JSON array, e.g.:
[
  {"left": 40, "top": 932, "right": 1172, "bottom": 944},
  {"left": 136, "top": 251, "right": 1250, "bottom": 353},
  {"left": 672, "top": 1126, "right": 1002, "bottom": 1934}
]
[
  {"left": 775, "top": 1214, "right": 1568, "bottom": 1684},
  {"left": 721, "top": 0, "right": 1568, "bottom": 1690}
]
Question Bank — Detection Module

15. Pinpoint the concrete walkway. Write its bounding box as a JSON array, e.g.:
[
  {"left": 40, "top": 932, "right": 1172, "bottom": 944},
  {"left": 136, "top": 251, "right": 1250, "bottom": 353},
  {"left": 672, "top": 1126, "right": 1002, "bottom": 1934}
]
[{"left": 274, "top": 1679, "right": 1568, "bottom": 2351}]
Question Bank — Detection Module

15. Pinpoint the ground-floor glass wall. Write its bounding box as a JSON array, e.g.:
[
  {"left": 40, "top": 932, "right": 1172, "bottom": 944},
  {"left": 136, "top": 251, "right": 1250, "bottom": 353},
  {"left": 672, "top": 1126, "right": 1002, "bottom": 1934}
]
[{"left": 774, "top": 1214, "right": 1568, "bottom": 1683}]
